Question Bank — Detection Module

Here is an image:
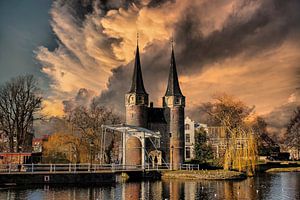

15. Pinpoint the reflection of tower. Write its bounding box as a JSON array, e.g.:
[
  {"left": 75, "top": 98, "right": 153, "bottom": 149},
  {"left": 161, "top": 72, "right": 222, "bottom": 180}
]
[
  {"left": 169, "top": 180, "right": 184, "bottom": 200},
  {"left": 163, "top": 44, "right": 185, "bottom": 169},
  {"left": 124, "top": 182, "right": 141, "bottom": 200}
]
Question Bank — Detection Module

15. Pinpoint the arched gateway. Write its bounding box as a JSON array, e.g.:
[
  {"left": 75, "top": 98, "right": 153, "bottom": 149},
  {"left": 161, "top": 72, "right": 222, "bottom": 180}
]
[{"left": 101, "top": 124, "right": 165, "bottom": 168}]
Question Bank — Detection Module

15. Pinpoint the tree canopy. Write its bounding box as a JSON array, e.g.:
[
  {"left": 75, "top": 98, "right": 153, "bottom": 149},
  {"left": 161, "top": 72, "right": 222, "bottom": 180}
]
[
  {"left": 0, "top": 75, "right": 42, "bottom": 152},
  {"left": 43, "top": 101, "right": 121, "bottom": 163}
]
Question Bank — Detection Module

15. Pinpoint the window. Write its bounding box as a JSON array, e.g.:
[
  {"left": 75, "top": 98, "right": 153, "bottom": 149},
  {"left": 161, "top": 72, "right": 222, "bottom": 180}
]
[
  {"left": 185, "top": 124, "right": 190, "bottom": 130},
  {"left": 185, "top": 134, "right": 190, "bottom": 143},
  {"left": 185, "top": 147, "right": 191, "bottom": 159},
  {"left": 138, "top": 96, "right": 144, "bottom": 104}
]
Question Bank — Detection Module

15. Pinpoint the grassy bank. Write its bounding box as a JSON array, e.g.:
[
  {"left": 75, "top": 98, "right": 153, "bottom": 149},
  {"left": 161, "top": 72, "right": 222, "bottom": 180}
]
[
  {"left": 266, "top": 167, "right": 300, "bottom": 173},
  {"left": 162, "top": 170, "right": 246, "bottom": 180}
]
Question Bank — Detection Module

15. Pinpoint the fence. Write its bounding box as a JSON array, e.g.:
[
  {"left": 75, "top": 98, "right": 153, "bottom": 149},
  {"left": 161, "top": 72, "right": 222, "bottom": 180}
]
[{"left": 0, "top": 163, "right": 205, "bottom": 174}]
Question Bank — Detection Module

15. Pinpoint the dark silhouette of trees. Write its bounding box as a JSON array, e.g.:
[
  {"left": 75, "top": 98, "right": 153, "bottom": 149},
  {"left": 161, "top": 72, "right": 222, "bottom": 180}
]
[{"left": 0, "top": 75, "right": 42, "bottom": 152}]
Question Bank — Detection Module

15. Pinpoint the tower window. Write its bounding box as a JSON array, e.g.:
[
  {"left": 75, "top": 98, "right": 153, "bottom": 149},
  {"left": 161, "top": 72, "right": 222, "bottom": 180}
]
[
  {"left": 186, "top": 134, "right": 190, "bottom": 143},
  {"left": 185, "top": 124, "right": 190, "bottom": 130},
  {"left": 138, "top": 96, "right": 144, "bottom": 104}
]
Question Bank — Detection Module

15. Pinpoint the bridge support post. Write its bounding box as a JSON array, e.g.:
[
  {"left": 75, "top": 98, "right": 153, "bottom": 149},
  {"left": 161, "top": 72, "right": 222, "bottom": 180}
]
[
  {"left": 122, "top": 130, "right": 126, "bottom": 170},
  {"left": 141, "top": 135, "right": 145, "bottom": 170}
]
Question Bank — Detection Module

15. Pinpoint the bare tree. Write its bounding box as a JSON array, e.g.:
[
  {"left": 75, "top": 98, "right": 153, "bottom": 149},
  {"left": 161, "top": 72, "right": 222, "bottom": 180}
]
[
  {"left": 286, "top": 107, "right": 300, "bottom": 159},
  {"left": 0, "top": 75, "right": 42, "bottom": 152},
  {"left": 67, "top": 100, "right": 121, "bottom": 163},
  {"left": 198, "top": 93, "right": 257, "bottom": 175},
  {"left": 199, "top": 93, "right": 255, "bottom": 131},
  {"left": 43, "top": 100, "right": 121, "bottom": 163}
]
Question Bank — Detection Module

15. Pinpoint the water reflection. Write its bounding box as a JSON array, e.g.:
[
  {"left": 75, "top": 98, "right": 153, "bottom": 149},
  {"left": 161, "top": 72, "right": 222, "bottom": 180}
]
[{"left": 0, "top": 172, "right": 299, "bottom": 200}]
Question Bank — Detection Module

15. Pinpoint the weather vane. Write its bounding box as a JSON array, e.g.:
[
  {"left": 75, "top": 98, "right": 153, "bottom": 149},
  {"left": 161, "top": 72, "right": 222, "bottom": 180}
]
[{"left": 137, "top": 32, "right": 139, "bottom": 46}]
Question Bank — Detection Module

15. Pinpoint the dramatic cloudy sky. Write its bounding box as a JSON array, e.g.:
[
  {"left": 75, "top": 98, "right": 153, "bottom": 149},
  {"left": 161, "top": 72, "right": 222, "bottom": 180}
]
[{"left": 0, "top": 0, "right": 299, "bottom": 139}]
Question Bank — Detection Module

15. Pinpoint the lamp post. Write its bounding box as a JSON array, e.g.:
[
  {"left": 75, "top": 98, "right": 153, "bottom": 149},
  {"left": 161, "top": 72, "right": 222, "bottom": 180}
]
[
  {"left": 171, "top": 145, "right": 174, "bottom": 170},
  {"left": 89, "top": 141, "right": 94, "bottom": 166}
]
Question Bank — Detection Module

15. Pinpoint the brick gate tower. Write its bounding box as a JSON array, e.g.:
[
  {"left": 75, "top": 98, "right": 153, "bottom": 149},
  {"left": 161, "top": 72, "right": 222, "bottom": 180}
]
[
  {"left": 124, "top": 44, "right": 148, "bottom": 166},
  {"left": 163, "top": 45, "right": 185, "bottom": 169},
  {"left": 124, "top": 40, "right": 185, "bottom": 168}
]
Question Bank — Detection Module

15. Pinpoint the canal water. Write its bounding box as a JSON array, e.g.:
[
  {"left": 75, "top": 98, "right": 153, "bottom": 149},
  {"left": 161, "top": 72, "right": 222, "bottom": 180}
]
[{"left": 0, "top": 172, "right": 299, "bottom": 200}]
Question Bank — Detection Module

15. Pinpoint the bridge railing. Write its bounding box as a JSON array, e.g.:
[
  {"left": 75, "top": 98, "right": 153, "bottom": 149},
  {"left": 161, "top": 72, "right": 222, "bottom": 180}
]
[{"left": 0, "top": 163, "right": 203, "bottom": 174}]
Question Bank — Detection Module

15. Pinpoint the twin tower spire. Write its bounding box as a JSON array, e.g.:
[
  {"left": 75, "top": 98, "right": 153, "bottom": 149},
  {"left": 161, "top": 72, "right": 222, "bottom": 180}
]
[{"left": 129, "top": 41, "right": 183, "bottom": 98}]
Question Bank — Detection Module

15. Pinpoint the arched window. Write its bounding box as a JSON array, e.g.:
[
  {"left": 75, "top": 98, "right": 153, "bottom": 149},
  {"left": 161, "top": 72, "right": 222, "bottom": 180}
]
[{"left": 185, "top": 124, "right": 190, "bottom": 130}]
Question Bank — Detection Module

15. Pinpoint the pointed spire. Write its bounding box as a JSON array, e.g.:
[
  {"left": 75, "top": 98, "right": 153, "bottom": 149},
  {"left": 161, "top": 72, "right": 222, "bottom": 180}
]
[
  {"left": 128, "top": 41, "right": 147, "bottom": 94},
  {"left": 165, "top": 41, "right": 183, "bottom": 96}
]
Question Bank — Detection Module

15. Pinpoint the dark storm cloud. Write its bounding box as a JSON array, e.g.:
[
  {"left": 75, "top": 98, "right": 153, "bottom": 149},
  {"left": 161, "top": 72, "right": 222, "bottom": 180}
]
[
  {"left": 63, "top": 88, "right": 95, "bottom": 112},
  {"left": 97, "top": 0, "right": 300, "bottom": 115},
  {"left": 174, "top": 0, "right": 300, "bottom": 74},
  {"left": 264, "top": 100, "right": 299, "bottom": 143},
  {"left": 95, "top": 41, "right": 171, "bottom": 114}
]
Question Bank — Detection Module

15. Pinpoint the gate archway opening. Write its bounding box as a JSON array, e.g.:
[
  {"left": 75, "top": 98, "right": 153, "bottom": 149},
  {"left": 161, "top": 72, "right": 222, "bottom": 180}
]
[{"left": 101, "top": 124, "right": 167, "bottom": 169}]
